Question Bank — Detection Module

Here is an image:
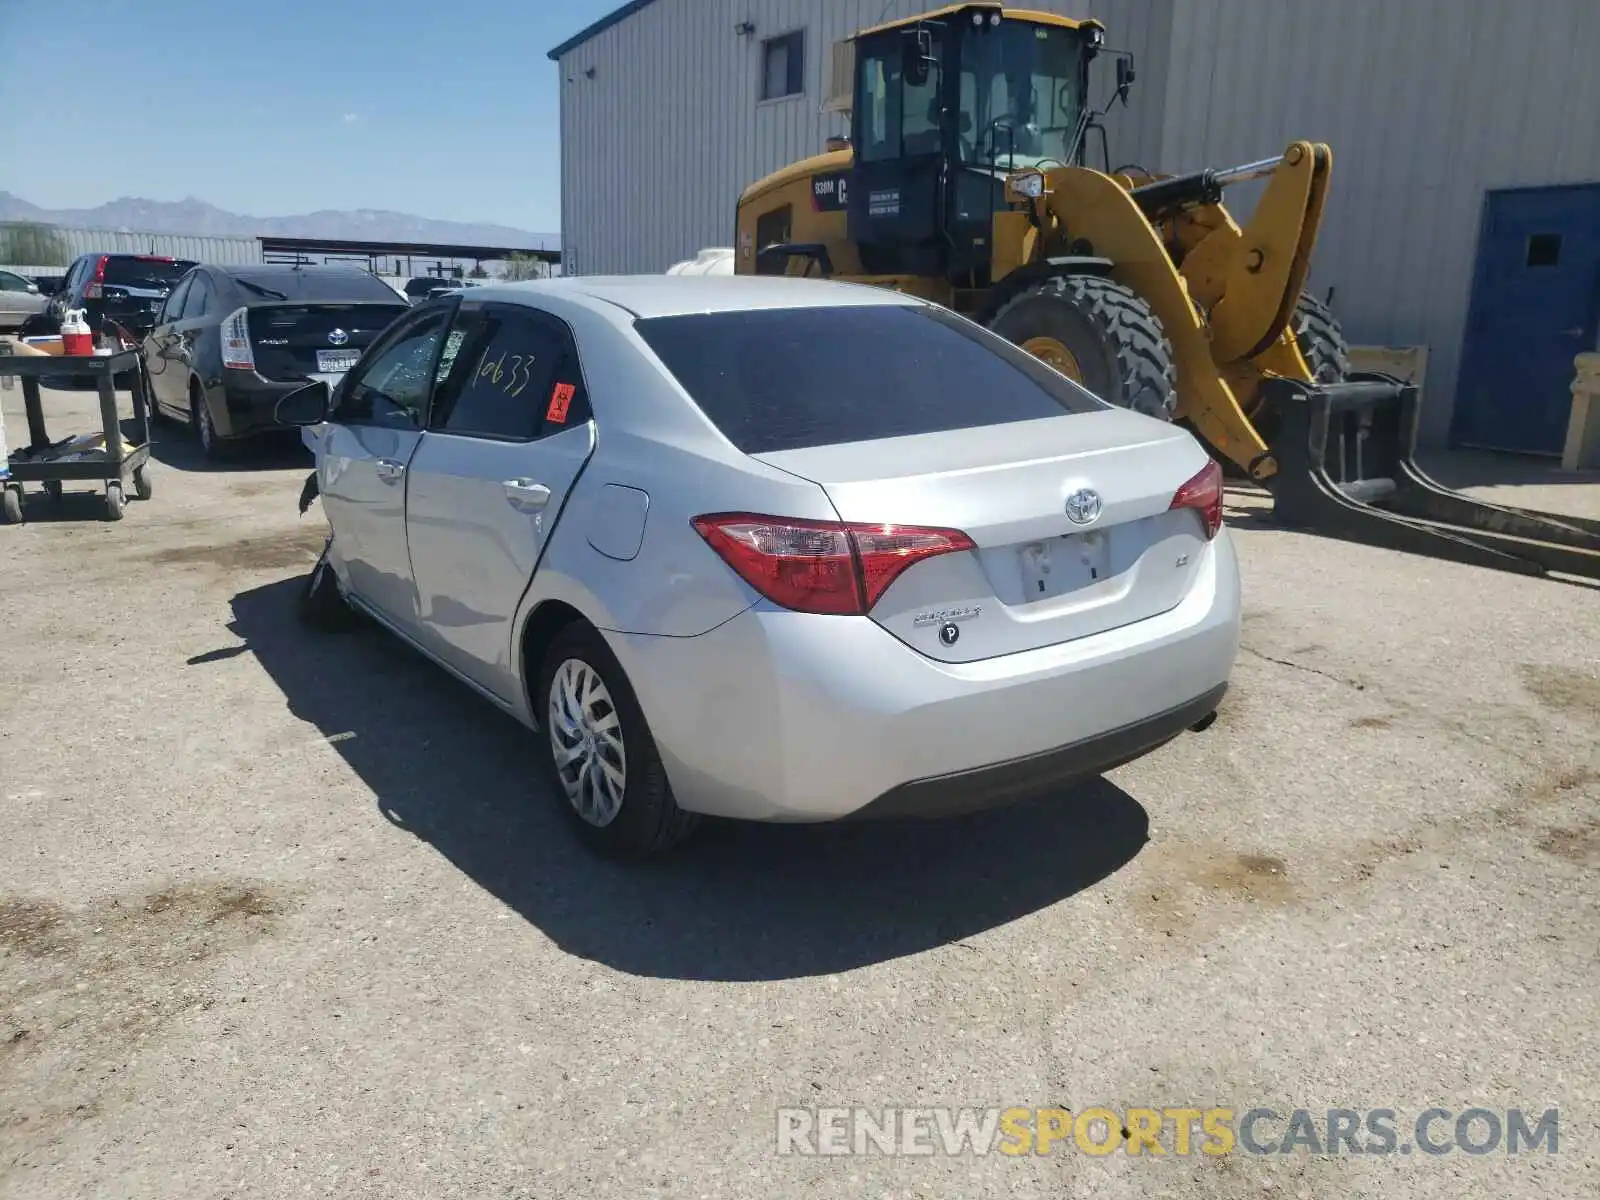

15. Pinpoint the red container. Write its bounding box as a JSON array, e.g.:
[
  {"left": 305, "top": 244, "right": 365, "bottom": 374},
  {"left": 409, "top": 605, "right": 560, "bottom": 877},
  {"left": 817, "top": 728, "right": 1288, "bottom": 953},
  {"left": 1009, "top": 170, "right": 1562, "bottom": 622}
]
[{"left": 61, "top": 330, "right": 94, "bottom": 356}]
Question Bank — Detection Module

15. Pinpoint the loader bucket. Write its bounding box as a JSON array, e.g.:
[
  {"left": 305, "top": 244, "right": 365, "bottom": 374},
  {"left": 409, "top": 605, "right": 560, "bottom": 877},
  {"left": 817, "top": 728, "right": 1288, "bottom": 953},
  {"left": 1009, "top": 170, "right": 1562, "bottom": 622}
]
[{"left": 1261, "top": 373, "right": 1600, "bottom": 581}]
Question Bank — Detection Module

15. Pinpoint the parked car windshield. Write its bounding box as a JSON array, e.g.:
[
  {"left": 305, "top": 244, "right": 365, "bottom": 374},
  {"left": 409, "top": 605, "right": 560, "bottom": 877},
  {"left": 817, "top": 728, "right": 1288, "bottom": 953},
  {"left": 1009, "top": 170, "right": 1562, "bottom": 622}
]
[
  {"left": 632, "top": 303, "right": 1107, "bottom": 455},
  {"left": 232, "top": 271, "right": 403, "bottom": 303},
  {"left": 101, "top": 258, "right": 198, "bottom": 289}
]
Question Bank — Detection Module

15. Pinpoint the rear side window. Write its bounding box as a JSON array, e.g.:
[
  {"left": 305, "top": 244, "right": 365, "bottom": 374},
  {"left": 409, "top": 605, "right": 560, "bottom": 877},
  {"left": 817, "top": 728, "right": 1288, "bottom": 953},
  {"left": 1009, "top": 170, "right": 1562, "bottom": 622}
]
[
  {"left": 101, "top": 257, "right": 197, "bottom": 288},
  {"left": 159, "top": 274, "right": 194, "bottom": 323},
  {"left": 632, "top": 304, "right": 1105, "bottom": 454},
  {"left": 181, "top": 274, "right": 214, "bottom": 319},
  {"left": 430, "top": 304, "right": 590, "bottom": 441}
]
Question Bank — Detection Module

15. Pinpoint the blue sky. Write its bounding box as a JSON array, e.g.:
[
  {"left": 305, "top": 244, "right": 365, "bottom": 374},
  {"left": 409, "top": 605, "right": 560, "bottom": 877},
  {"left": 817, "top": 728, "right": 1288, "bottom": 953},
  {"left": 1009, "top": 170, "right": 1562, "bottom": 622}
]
[{"left": 0, "top": 0, "right": 622, "bottom": 234}]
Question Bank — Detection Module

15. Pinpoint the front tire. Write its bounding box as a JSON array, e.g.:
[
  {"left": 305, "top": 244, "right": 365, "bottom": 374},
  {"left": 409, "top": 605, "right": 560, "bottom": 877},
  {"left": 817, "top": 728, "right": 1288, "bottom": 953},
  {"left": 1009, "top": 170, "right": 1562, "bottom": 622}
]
[
  {"left": 534, "top": 622, "right": 697, "bottom": 861},
  {"left": 989, "top": 273, "right": 1178, "bottom": 420}
]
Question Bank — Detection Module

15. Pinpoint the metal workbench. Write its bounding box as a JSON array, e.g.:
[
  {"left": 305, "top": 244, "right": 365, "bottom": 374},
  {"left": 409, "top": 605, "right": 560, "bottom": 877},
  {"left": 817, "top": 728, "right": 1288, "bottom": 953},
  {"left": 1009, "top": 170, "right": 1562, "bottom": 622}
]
[{"left": 0, "top": 347, "right": 153, "bottom": 524}]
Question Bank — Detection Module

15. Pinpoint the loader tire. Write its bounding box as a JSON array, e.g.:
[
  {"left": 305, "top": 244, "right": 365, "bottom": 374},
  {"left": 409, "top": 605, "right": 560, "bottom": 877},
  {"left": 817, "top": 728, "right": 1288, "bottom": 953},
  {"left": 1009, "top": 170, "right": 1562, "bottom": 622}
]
[
  {"left": 989, "top": 274, "right": 1178, "bottom": 420},
  {"left": 1293, "top": 292, "right": 1351, "bottom": 384}
]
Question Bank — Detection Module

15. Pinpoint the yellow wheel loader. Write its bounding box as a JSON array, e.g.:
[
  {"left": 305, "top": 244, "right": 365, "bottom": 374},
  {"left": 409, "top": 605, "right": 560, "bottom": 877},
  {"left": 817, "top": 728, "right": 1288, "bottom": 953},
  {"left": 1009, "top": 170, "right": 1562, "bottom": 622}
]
[{"left": 734, "top": 2, "right": 1600, "bottom": 580}]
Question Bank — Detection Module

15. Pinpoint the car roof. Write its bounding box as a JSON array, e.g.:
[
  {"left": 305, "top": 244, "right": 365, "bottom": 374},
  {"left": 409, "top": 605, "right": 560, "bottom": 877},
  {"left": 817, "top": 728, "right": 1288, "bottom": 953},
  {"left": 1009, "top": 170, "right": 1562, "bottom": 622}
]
[
  {"left": 489, "top": 274, "right": 926, "bottom": 319},
  {"left": 220, "top": 264, "right": 375, "bottom": 278}
]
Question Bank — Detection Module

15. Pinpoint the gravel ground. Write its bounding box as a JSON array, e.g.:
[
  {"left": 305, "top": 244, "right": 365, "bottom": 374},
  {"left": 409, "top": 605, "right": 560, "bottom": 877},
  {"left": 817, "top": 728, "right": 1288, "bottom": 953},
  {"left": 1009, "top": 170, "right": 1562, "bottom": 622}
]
[{"left": 2, "top": 383, "right": 1597, "bottom": 1199}]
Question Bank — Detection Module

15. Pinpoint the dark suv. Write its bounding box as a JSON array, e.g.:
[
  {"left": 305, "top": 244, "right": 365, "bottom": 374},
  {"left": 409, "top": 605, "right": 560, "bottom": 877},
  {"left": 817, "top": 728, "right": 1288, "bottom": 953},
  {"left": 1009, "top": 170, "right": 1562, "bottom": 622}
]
[{"left": 42, "top": 252, "right": 199, "bottom": 341}]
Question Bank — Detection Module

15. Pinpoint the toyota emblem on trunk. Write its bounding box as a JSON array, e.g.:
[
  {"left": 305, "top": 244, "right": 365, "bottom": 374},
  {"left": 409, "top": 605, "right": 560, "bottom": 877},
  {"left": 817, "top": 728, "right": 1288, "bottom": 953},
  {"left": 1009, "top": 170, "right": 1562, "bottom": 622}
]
[
  {"left": 1065, "top": 487, "right": 1103, "bottom": 525},
  {"left": 327, "top": 328, "right": 350, "bottom": 346}
]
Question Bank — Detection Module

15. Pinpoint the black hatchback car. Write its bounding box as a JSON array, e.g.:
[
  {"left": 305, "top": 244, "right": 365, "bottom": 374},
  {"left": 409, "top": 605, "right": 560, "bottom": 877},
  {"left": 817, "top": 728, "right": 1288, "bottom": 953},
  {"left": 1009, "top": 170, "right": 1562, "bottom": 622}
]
[{"left": 143, "top": 264, "right": 410, "bottom": 459}]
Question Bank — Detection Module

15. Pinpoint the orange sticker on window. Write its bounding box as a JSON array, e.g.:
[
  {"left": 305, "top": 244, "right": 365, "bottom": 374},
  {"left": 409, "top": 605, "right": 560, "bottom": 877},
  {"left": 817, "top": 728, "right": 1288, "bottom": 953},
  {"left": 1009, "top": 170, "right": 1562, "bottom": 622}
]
[{"left": 547, "top": 381, "right": 576, "bottom": 423}]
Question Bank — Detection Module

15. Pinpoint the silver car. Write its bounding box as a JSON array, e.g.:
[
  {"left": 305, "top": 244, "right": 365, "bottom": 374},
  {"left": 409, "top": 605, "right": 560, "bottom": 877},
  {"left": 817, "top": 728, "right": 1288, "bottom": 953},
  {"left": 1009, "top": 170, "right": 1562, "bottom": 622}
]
[
  {"left": 277, "top": 275, "right": 1240, "bottom": 859},
  {"left": 0, "top": 269, "right": 48, "bottom": 332}
]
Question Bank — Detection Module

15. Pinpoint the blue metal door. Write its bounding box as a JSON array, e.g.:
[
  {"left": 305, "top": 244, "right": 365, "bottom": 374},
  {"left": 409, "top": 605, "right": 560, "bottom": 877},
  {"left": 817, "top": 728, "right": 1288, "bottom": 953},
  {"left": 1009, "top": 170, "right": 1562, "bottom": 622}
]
[{"left": 1453, "top": 183, "right": 1600, "bottom": 455}]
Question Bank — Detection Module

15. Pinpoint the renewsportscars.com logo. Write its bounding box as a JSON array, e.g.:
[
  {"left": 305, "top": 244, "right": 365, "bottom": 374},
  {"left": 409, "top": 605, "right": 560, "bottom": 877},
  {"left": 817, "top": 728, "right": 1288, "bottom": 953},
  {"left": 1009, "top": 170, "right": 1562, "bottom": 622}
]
[{"left": 776, "top": 1106, "right": 1560, "bottom": 1158}]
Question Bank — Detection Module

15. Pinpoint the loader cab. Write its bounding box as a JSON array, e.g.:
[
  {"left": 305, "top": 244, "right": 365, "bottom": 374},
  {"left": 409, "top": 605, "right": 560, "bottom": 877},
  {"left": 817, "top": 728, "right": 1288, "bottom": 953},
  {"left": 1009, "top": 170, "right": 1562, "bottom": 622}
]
[{"left": 847, "top": 6, "right": 1095, "bottom": 281}]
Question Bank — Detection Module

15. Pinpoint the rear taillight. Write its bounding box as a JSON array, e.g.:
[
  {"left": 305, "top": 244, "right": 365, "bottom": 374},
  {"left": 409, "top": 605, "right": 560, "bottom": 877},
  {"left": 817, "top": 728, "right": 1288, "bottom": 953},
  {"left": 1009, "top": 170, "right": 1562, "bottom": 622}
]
[
  {"left": 221, "top": 306, "right": 254, "bottom": 370},
  {"left": 691, "top": 513, "right": 976, "bottom": 616},
  {"left": 1170, "top": 458, "right": 1223, "bottom": 539},
  {"left": 82, "top": 255, "right": 107, "bottom": 299}
]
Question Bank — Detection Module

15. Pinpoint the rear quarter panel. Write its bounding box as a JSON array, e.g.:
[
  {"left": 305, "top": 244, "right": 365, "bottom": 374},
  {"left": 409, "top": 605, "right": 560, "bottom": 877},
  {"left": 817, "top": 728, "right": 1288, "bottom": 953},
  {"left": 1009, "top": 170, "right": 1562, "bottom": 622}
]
[{"left": 507, "top": 295, "right": 842, "bottom": 690}]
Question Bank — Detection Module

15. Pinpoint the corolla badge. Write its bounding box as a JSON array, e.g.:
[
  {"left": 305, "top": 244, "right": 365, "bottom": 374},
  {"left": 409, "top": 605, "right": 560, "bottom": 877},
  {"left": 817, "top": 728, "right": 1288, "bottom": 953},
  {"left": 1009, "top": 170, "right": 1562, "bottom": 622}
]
[
  {"left": 913, "top": 605, "right": 981, "bottom": 628},
  {"left": 327, "top": 328, "right": 350, "bottom": 346},
  {"left": 1065, "top": 487, "right": 1103, "bottom": 526}
]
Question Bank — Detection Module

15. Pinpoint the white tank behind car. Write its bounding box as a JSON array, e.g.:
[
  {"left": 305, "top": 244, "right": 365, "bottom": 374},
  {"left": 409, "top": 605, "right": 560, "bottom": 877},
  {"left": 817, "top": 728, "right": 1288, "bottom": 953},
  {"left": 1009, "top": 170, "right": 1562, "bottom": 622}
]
[{"left": 666, "top": 248, "right": 735, "bottom": 276}]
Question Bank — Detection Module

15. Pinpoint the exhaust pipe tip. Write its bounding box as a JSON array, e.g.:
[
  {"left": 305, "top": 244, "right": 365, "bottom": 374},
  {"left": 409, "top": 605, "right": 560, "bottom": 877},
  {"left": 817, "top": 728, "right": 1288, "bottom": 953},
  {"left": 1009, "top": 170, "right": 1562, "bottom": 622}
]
[{"left": 1188, "top": 710, "right": 1219, "bottom": 733}]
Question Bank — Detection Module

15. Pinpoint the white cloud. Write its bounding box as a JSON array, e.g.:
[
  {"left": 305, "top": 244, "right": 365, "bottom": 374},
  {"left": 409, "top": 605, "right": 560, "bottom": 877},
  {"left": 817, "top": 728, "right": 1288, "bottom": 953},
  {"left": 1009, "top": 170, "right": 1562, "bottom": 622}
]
[{"left": 341, "top": 112, "right": 361, "bottom": 124}]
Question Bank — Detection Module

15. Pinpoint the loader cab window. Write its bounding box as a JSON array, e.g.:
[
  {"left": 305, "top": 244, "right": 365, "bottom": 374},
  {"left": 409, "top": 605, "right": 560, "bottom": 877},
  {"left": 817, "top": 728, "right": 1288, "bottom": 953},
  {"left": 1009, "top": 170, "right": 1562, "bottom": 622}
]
[{"left": 959, "top": 21, "right": 1085, "bottom": 168}]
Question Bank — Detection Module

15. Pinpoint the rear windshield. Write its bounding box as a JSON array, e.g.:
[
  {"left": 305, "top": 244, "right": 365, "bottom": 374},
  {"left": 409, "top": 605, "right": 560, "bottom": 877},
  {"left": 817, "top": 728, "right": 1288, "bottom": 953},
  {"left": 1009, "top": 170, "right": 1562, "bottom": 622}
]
[
  {"left": 101, "top": 258, "right": 198, "bottom": 288},
  {"left": 232, "top": 271, "right": 403, "bottom": 303},
  {"left": 632, "top": 304, "right": 1106, "bottom": 454}
]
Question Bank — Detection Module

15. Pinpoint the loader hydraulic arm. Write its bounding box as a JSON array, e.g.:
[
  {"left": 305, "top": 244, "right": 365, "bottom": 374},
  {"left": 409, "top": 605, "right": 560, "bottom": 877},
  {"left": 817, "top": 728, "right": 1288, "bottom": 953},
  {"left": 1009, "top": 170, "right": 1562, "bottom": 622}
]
[
  {"left": 1163, "top": 142, "right": 1332, "bottom": 365},
  {"left": 1128, "top": 156, "right": 1283, "bottom": 221}
]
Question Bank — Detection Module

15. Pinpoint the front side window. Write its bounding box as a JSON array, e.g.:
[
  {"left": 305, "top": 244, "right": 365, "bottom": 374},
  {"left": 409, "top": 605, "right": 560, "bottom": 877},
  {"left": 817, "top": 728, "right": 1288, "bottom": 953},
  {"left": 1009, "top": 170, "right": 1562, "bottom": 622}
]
[
  {"left": 335, "top": 307, "right": 450, "bottom": 428},
  {"left": 429, "top": 305, "right": 589, "bottom": 441}
]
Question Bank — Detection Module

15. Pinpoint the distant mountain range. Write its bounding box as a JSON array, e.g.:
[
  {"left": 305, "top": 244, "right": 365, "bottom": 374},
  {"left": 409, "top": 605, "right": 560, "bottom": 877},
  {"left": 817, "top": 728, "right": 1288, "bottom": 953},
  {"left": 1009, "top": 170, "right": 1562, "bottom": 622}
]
[{"left": 0, "top": 192, "right": 558, "bottom": 252}]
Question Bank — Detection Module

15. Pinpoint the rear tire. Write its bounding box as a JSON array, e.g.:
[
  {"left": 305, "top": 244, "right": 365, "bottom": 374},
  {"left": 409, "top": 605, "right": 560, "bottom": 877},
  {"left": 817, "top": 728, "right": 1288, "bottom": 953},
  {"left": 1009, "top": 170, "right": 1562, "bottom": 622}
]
[
  {"left": 191, "top": 384, "right": 231, "bottom": 462},
  {"left": 989, "top": 273, "right": 1178, "bottom": 420},
  {"left": 1292, "top": 292, "right": 1351, "bottom": 383},
  {"left": 534, "top": 622, "right": 698, "bottom": 862}
]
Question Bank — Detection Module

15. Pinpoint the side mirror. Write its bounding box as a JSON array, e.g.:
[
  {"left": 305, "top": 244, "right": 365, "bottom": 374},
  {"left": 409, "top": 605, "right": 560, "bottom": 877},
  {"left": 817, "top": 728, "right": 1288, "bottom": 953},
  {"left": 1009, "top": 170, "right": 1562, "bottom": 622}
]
[
  {"left": 275, "top": 378, "right": 332, "bottom": 427},
  {"left": 25, "top": 282, "right": 39, "bottom": 294},
  {"left": 1115, "top": 57, "right": 1136, "bottom": 106}
]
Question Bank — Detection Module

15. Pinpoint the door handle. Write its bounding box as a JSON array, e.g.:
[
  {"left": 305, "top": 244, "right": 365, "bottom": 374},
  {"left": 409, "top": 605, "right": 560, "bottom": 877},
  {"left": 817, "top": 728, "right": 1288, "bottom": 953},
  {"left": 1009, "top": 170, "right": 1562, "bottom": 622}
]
[
  {"left": 503, "top": 479, "right": 551, "bottom": 511},
  {"left": 375, "top": 458, "right": 406, "bottom": 484}
]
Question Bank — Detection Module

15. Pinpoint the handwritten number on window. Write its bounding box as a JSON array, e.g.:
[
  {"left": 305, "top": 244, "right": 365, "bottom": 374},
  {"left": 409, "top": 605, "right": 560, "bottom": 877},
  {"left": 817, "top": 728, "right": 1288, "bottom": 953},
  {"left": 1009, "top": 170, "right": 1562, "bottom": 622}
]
[{"left": 476, "top": 348, "right": 535, "bottom": 398}]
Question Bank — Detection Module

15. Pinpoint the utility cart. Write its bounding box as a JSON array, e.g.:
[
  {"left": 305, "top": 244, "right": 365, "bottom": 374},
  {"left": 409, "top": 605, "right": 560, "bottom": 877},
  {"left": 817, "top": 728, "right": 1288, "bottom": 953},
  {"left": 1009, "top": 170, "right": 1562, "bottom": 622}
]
[{"left": 0, "top": 347, "right": 154, "bottom": 524}]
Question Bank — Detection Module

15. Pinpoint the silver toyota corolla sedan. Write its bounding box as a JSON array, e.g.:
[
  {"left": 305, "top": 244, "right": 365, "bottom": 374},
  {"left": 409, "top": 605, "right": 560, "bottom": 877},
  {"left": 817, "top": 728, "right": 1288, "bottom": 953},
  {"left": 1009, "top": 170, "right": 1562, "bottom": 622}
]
[{"left": 277, "top": 274, "right": 1241, "bottom": 859}]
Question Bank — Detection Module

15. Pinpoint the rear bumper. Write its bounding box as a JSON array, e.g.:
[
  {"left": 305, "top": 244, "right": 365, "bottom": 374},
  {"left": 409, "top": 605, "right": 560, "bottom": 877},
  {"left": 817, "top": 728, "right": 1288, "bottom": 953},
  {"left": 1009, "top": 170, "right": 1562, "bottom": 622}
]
[
  {"left": 212, "top": 373, "right": 319, "bottom": 438},
  {"left": 608, "top": 529, "right": 1241, "bottom": 822},
  {"left": 849, "top": 682, "right": 1225, "bottom": 819}
]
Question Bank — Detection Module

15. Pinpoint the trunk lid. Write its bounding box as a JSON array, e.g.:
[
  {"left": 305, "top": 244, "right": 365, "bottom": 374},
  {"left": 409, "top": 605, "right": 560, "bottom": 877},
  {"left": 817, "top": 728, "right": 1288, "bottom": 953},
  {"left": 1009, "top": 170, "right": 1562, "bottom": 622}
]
[
  {"left": 247, "top": 301, "right": 409, "bottom": 382},
  {"left": 754, "top": 409, "right": 1215, "bottom": 664}
]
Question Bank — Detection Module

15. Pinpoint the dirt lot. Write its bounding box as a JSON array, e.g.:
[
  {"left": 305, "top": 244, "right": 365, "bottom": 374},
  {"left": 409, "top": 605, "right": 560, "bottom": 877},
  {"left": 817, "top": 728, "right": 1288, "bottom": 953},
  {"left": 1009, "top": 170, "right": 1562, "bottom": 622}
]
[{"left": 2, "top": 383, "right": 1597, "bottom": 1199}]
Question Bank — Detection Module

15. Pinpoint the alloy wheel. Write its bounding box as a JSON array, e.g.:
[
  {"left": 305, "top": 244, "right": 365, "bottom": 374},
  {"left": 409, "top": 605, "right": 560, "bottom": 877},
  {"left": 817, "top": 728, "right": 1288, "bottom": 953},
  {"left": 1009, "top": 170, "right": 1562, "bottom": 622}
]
[
  {"left": 547, "top": 657, "right": 627, "bottom": 827},
  {"left": 195, "top": 394, "right": 215, "bottom": 453}
]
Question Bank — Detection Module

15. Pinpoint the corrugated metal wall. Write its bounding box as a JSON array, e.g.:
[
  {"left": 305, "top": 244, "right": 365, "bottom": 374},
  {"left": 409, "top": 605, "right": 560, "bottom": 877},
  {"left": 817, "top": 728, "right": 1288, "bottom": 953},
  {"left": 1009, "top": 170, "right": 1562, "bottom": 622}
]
[
  {"left": 555, "top": 0, "right": 1173, "bottom": 275},
  {"left": 1157, "top": 0, "right": 1600, "bottom": 445},
  {"left": 0, "top": 223, "right": 263, "bottom": 268}
]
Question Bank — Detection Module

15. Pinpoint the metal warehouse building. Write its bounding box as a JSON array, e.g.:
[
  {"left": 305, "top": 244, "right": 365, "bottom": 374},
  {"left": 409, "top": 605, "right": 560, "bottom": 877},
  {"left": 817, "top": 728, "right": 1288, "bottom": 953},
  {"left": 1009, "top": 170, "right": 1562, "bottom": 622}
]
[{"left": 548, "top": 0, "right": 1600, "bottom": 452}]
